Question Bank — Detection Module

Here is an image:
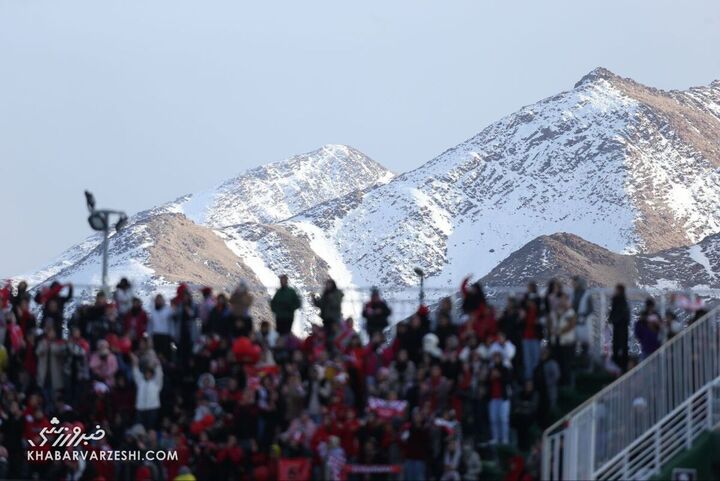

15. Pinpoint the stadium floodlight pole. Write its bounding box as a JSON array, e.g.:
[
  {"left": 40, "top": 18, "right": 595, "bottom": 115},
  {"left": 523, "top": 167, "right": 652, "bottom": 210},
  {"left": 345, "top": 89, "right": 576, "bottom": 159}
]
[
  {"left": 414, "top": 267, "right": 425, "bottom": 305},
  {"left": 84, "top": 191, "right": 128, "bottom": 295}
]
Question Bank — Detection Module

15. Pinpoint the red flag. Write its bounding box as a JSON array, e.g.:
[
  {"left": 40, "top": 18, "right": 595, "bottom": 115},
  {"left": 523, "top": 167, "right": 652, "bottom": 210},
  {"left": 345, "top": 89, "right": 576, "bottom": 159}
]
[{"left": 278, "top": 458, "right": 312, "bottom": 481}]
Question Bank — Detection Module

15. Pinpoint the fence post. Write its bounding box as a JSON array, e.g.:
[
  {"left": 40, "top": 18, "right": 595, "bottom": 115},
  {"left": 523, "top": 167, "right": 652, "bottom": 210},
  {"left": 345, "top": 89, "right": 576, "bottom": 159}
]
[
  {"left": 685, "top": 402, "right": 692, "bottom": 449},
  {"left": 541, "top": 434, "right": 551, "bottom": 481},
  {"left": 653, "top": 428, "right": 660, "bottom": 473}
]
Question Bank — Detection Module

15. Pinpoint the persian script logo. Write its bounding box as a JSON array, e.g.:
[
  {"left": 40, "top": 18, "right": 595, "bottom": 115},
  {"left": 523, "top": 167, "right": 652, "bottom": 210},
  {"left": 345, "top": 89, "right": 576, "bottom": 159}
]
[{"left": 28, "top": 417, "right": 106, "bottom": 448}]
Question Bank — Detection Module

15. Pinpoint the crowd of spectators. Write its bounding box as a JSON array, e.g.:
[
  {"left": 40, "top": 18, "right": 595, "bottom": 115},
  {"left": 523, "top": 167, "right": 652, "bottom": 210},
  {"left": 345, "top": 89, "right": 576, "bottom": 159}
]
[{"left": 0, "top": 274, "right": 708, "bottom": 481}]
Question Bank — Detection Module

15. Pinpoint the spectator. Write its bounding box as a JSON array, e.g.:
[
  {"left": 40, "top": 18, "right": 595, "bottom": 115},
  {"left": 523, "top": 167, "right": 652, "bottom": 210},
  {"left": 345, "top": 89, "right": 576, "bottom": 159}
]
[
  {"left": 313, "top": 279, "right": 344, "bottom": 341},
  {"left": 487, "top": 351, "right": 512, "bottom": 445},
  {"left": 229, "top": 281, "right": 254, "bottom": 336},
  {"left": 64, "top": 325, "right": 89, "bottom": 405},
  {"left": 323, "top": 435, "right": 346, "bottom": 481},
  {"left": 434, "top": 296, "right": 457, "bottom": 328},
  {"left": 461, "top": 276, "right": 496, "bottom": 341},
  {"left": 174, "top": 283, "right": 199, "bottom": 368},
  {"left": 498, "top": 297, "right": 523, "bottom": 373},
  {"left": 34, "top": 281, "right": 73, "bottom": 333},
  {"left": 462, "top": 442, "right": 482, "bottom": 481},
  {"left": 490, "top": 332, "right": 516, "bottom": 370},
  {"left": 198, "top": 287, "right": 215, "bottom": 324},
  {"left": 608, "top": 284, "right": 630, "bottom": 372},
  {"left": 9, "top": 280, "right": 30, "bottom": 311},
  {"left": 270, "top": 274, "right": 302, "bottom": 336},
  {"left": 36, "top": 325, "right": 66, "bottom": 405},
  {"left": 124, "top": 296, "right": 148, "bottom": 342},
  {"left": 89, "top": 339, "right": 118, "bottom": 387},
  {"left": 533, "top": 346, "right": 560, "bottom": 428},
  {"left": 402, "top": 408, "right": 430, "bottom": 480},
  {"left": 206, "top": 292, "right": 232, "bottom": 337},
  {"left": 520, "top": 292, "right": 543, "bottom": 381},
  {"left": 440, "top": 437, "right": 462, "bottom": 481},
  {"left": 362, "top": 287, "right": 392, "bottom": 339},
  {"left": 549, "top": 292, "right": 576, "bottom": 386},
  {"left": 131, "top": 352, "right": 163, "bottom": 429},
  {"left": 114, "top": 277, "right": 134, "bottom": 316},
  {"left": 147, "top": 294, "right": 174, "bottom": 361},
  {"left": 433, "top": 311, "right": 457, "bottom": 352},
  {"left": 543, "top": 279, "right": 563, "bottom": 317},
  {"left": 513, "top": 380, "right": 538, "bottom": 452},
  {"left": 635, "top": 298, "right": 662, "bottom": 360},
  {"left": 572, "top": 276, "right": 594, "bottom": 366}
]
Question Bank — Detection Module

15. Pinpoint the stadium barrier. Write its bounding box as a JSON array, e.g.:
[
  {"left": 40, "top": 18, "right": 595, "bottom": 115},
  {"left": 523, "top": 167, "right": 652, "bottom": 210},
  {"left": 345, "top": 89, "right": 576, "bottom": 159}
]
[{"left": 541, "top": 305, "right": 720, "bottom": 480}]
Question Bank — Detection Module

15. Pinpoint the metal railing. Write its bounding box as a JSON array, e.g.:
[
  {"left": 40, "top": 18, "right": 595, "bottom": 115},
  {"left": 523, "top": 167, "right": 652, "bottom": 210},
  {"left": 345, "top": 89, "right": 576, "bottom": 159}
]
[{"left": 542, "top": 306, "right": 720, "bottom": 480}]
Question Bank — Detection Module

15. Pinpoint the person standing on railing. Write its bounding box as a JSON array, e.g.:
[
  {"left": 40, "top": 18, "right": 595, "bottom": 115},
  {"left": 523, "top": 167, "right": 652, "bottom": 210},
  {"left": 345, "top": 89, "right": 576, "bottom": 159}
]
[
  {"left": 270, "top": 274, "right": 302, "bottom": 336},
  {"left": 608, "top": 284, "right": 630, "bottom": 372}
]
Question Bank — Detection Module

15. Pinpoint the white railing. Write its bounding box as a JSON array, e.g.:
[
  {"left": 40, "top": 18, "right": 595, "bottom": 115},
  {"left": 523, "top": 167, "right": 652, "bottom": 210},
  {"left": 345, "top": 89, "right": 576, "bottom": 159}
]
[{"left": 542, "top": 306, "right": 720, "bottom": 480}]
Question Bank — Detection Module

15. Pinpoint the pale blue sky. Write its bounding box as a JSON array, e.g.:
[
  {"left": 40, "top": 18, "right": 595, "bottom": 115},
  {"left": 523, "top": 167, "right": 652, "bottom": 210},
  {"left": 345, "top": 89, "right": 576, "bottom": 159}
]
[{"left": 1, "top": 0, "right": 719, "bottom": 276}]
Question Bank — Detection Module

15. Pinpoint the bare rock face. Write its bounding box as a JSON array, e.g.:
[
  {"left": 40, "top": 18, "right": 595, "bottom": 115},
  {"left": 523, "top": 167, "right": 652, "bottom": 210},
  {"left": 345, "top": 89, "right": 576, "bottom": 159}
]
[
  {"left": 480, "top": 233, "right": 638, "bottom": 288},
  {"left": 482, "top": 231, "right": 720, "bottom": 291}
]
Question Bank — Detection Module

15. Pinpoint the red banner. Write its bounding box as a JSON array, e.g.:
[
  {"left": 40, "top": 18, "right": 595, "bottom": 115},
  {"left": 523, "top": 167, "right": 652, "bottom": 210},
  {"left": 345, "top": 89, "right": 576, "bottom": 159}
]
[{"left": 278, "top": 458, "right": 312, "bottom": 481}]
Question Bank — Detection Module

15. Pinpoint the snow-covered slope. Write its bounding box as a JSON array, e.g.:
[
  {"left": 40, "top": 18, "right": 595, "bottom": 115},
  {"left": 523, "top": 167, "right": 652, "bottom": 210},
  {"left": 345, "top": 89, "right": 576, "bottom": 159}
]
[
  {"left": 290, "top": 68, "right": 720, "bottom": 289},
  {"left": 160, "top": 144, "right": 393, "bottom": 227}
]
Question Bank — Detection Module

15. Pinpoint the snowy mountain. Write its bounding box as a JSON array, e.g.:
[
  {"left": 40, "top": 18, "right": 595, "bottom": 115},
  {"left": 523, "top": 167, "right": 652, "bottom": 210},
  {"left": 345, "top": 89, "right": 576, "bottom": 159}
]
[
  {"left": 160, "top": 144, "right": 394, "bottom": 227},
  {"left": 286, "top": 68, "right": 720, "bottom": 289},
  {"left": 20, "top": 68, "right": 720, "bottom": 331},
  {"left": 481, "top": 231, "right": 720, "bottom": 292}
]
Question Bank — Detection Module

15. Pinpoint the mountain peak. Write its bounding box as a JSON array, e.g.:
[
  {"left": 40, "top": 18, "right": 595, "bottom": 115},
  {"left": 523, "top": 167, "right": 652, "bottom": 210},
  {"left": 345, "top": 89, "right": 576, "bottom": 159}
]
[
  {"left": 255, "top": 144, "right": 387, "bottom": 175},
  {"left": 165, "top": 144, "right": 394, "bottom": 227},
  {"left": 573, "top": 67, "right": 622, "bottom": 88}
]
